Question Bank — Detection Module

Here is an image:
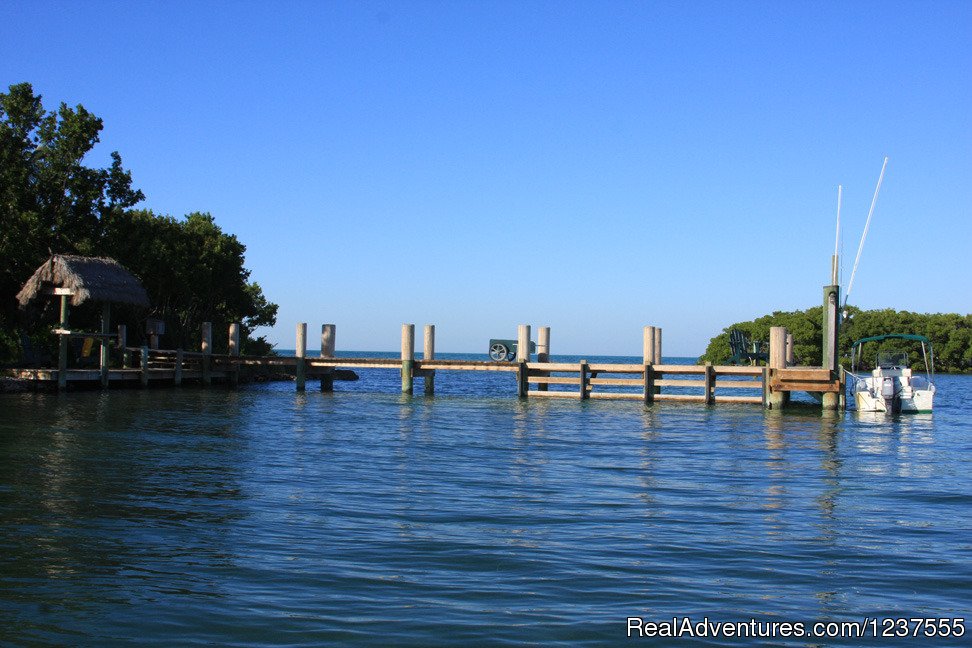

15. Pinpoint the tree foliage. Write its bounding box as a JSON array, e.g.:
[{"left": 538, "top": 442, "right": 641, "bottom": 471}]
[
  {"left": 700, "top": 306, "right": 972, "bottom": 372},
  {"left": 1, "top": 83, "right": 277, "bottom": 360}
]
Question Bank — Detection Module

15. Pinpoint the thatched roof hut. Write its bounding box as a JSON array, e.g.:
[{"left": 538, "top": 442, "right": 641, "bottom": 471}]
[{"left": 16, "top": 255, "right": 150, "bottom": 309}]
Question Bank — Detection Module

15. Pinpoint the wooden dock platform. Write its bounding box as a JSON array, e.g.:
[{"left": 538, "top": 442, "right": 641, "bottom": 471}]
[{"left": 2, "top": 321, "right": 844, "bottom": 409}]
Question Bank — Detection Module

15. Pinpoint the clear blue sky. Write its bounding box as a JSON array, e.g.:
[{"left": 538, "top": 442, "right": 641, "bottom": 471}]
[{"left": 3, "top": 1, "right": 970, "bottom": 355}]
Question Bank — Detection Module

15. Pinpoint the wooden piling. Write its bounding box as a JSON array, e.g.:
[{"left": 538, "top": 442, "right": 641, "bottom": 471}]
[
  {"left": 704, "top": 362, "right": 714, "bottom": 404},
  {"left": 174, "top": 348, "right": 183, "bottom": 386},
  {"left": 643, "top": 326, "right": 655, "bottom": 364},
  {"left": 767, "top": 326, "right": 788, "bottom": 409},
  {"left": 537, "top": 326, "right": 550, "bottom": 391},
  {"left": 643, "top": 363, "right": 655, "bottom": 403},
  {"left": 401, "top": 324, "right": 414, "bottom": 394},
  {"left": 786, "top": 333, "right": 794, "bottom": 367},
  {"left": 100, "top": 302, "right": 110, "bottom": 388},
  {"left": 295, "top": 323, "right": 307, "bottom": 391},
  {"left": 516, "top": 324, "right": 530, "bottom": 397},
  {"left": 201, "top": 322, "right": 212, "bottom": 385},
  {"left": 579, "top": 360, "right": 589, "bottom": 399},
  {"left": 423, "top": 324, "right": 435, "bottom": 396},
  {"left": 228, "top": 322, "right": 240, "bottom": 387},
  {"left": 516, "top": 324, "right": 531, "bottom": 362},
  {"left": 653, "top": 327, "right": 663, "bottom": 366},
  {"left": 321, "top": 324, "right": 336, "bottom": 392}
]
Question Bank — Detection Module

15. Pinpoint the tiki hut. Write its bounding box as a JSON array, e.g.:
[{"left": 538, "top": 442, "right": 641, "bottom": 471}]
[{"left": 17, "top": 255, "right": 149, "bottom": 309}]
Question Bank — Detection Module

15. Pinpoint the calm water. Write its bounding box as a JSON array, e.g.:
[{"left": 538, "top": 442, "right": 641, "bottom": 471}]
[{"left": 2, "top": 355, "right": 970, "bottom": 646}]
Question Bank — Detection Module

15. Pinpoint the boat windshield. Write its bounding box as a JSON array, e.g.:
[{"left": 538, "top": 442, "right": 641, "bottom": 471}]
[{"left": 877, "top": 351, "right": 909, "bottom": 368}]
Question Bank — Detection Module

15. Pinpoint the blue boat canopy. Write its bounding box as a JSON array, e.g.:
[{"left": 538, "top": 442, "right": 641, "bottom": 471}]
[{"left": 851, "top": 334, "right": 931, "bottom": 348}]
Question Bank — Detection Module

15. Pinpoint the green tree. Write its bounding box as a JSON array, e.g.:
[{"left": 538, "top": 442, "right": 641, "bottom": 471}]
[{"left": 1, "top": 82, "right": 277, "bottom": 361}]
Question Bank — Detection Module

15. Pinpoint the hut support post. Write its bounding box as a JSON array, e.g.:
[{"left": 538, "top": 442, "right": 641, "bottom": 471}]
[
  {"left": 201, "top": 322, "right": 212, "bottom": 385},
  {"left": 140, "top": 346, "right": 149, "bottom": 387},
  {"left": 100, "top": 302, "right": 111, "bottom": 387},
  {"left": 767, "top": 326, "right": 788, "bottom": 409},
  {"left": 295, "top": 323, "right": 307, "bottom": 391},
  {"left": 56, "top": 295, "right": 70, "bottom": 390},
  {"left": 537, "top": 326, "right": 550, "bottom": 391},
  {"left": 401, "top": 324, "right": 414, "bottom": 394},
  {"left": 228, "top": 322, "right": 240, "bottom": 387},
  {"left": 320, "top": 324, "right": 335, "bottom": 392},
  {"left": 423, "top": 324, "right": 435, "bottom": 396},
  {"left": 117, "top": 324, "right": 127, "bottom": 368}
]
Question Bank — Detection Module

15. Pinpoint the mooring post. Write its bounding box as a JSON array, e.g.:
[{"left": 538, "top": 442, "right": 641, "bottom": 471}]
[
  {"left": 295, "top": 322, "right": 307, "bottom": 391},
  {"left": 579, "top": 359, "right": 589, "bottom": 400},
  {"left": 767, "top": 326, "right": 788, "bottom": 409},
  {"left": 643, "top": 326, "right": 655, "bottom": 364},
  {"left": 516, "top": 324, "right": 531, "bottom": 398},
  {"left": 537, "top": 326, "right": 550, "bottom": 391},
  {"left": 785, "top": 332, "right": 795, "bottom": 367},
  {"left": 174, "top": 348, "right": 183, "bottom": 386},
  {"left": 201, "top": 322, "right": 212, "bottom": 386},
  {"left": 140, "top": 345, "right": 149, "bottom": 387},
  {"left": 57, "top": 294, "right": 69, "bottom": 390},
  {"left": 704, "top": 362, "right": 715, "bottom": 404},
  {"left": 228, "top": 322, "right": 240, "bottom": 388},
  {"left": 423, "top": 324, "right": 435, "bottom": 396},
  {"left": 401, "top": 324, "right": 414, "bottom": 394},
  {"left": 320, "top": 324, "right": 335, "bottom": 392}
]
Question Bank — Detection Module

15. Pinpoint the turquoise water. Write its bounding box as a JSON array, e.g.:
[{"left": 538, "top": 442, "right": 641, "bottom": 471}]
[{"left": 1, "top": 355, "right": 970, "bottom": 646}]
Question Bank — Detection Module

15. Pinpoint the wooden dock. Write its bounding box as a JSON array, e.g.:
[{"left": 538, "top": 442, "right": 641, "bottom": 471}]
[{"left": 3, "top": 322, "right": 845, "bottom": 409}]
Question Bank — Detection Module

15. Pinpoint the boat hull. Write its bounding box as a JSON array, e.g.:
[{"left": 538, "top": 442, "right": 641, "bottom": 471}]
[{"left": 854, "top": 388, "right": 934, "bottom": 414}]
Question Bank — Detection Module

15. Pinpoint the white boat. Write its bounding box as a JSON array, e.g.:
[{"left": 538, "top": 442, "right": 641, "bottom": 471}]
[{"left": 849, "top": 334, "right": 936, "bottom": 413}]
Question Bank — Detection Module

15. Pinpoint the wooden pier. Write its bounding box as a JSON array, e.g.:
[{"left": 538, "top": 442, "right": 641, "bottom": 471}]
[{"left": 4, "top": 321, "right": 845, "bottom": 409}]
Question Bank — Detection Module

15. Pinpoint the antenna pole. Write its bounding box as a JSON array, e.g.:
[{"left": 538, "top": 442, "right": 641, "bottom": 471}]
[{"left": 844, "top": 157, "right": 889, "bottom": 306}]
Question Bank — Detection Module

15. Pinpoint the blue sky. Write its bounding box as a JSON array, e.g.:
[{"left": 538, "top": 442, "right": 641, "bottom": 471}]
[{"left": 3, "top": 1, "right": 970, "bottom": 355}]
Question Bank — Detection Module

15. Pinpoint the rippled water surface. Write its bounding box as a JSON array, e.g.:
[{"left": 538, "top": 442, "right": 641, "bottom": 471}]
[{"left": 2, "top": 357, "right": 970, "bottom": 646}]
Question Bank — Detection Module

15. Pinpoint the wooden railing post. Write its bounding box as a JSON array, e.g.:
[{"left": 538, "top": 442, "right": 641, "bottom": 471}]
[
  {"left": 201, "top": 322, "right": 212, "bottom": 386},
  {"left": 401, "top": 324, "right": 414, "bottom": 394},
  {"left": 295, "top": 322, "right": 307, "bottom": 391},
  {"left": 321, "top": 324, "right": 335, "bottom": 392},
  {"left": 228, "top": 322, "right": 240, "bottom": 387},
  {"left": 423, "top": 324, "right": 435, "bottom": 396},
  {"left": 704, "top": 362, "right": 715, "bottom": 404}
]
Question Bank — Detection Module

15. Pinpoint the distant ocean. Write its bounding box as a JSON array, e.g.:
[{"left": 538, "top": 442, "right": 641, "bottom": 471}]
[{"left": 2, "top": 355, "right": 969, "bottom": 646}]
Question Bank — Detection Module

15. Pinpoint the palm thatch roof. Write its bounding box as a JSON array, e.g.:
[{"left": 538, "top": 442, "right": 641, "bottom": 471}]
[{"left": 16, "top": 255, "right": 150, "bottom": 308}]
